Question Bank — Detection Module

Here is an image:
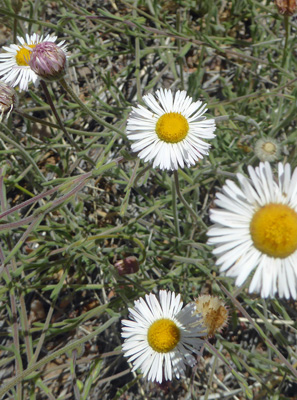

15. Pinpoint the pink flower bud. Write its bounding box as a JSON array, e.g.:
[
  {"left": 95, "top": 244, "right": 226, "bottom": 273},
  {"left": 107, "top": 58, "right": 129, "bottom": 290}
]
[
  {"left": 0, "top": 81, "right": 17, "bottom": 120},
  {"left": 114, "top": 256, "right": 139, "bottom": 276},
  {"left": 28, "top": 41, "right": 67, "bottom": 81}
]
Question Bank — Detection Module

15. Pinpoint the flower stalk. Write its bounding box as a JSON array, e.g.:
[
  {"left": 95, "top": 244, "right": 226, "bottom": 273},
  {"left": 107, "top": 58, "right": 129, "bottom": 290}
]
[{"left": 40, "top": 80, "right": 79, "bottom": 150}]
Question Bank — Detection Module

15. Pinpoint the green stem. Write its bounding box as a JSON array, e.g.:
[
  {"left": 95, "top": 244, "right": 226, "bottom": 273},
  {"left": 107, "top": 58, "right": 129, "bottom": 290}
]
[
  {"left": 40, "top": 80, "right": 79, "bottom": 151},
  {"left": 176, "top": 10, "right": 184, "bottom": 90},
  {"left": 173, "top": 170, "right": 198, "bottom": 222},
  {"left": 0, "top": 316, "right": 118, "bottom": 398},
  {"left": 6, "top": 266, "right": 23, "bottom": 400},
  {"left": 133, "top": 0, "right": 142, "bottom": 102},
  {"left": 0, "top": 123, "right": 46, "bottom": 183},
  {"left": 28, "top": 305, "right": 55, "bottom": 367},
  {"left": 0, "top": 171, "right": 91, "bottom": 220},
  {"left": 282, "top": 15, "right": 290, "bottom": 69},
  {"left": 13, "top": 17, "right": 17, "bottom": 43},
  {"left": 204, "top": 352, "right": 218, "bottom": 400},
  {"left": 219, "top": 283, "right": 297, "bottom": 380},
  {"left": 71, "top": 351, "right": 81, "bottom": 400},
  {"left": 2, "top": 215, "right": 44, "bottom": 266},
  {"left": 171, "top": 175, "right": 180, "bottom": 237},
  {"left": 274, "top": 15, "right": 290, "bottom": 135},
  {"left": 134, "top": 164, "right": 151, "bottom": 186},
  {"left": 67, "top": 233, "right": 146, "bottom": 264},
  {"left": 59, "top": 78, "right": 124, "bottom": 137},
  {"left": 15, "top": 110, "right": 111, "bottom": 137}
]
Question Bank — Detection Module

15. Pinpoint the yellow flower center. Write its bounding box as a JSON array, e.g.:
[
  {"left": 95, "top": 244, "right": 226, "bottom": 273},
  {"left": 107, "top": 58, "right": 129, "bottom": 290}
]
[
  {"left": 250, "top": 203, "right": 297, "bottom": 258},
  {"left": 15, "top": 44, "right": 36, "bottom": 66},
  {"left": 262, "top": 142, "right": 276, "bottom": 155},
  {"left": 147, "top": 318, "right": 180, "bottom": 353},
  {"left": 156, "top": 112, "right": 189, "bottom": 143}
]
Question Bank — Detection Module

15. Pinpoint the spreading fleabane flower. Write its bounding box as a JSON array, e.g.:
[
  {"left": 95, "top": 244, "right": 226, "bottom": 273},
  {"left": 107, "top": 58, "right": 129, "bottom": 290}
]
[
  {"left": 126, "top": 89, "right": 216, "bottom": 170},
  {"left": 0, "top": 33, "right": 67, "bottom": 91},
  {"left": 0, "top": 80, "right": 17, "bottom": 120},
  {"left": 29, "top": 41, "right": 67, "bottom": 81},
  {"left": 121, "top": 290, "right": 205, "bottom": 383},
  {"left": 208, "top": 162, "right": 297, "bottom": 299}
]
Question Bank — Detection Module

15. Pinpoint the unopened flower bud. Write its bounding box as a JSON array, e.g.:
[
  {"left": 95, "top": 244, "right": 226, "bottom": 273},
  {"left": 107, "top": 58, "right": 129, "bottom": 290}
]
[
  {"left": 194, "top": 295, "right": 228, "bottom": 337},
  {"left": 254, "top": 137, "right": 281, "bottom": 162},
  {"left": 275, "top": 0, "right": 296, "bottom": 15},
  {"left": 28, "top": 41, "right": 67, "bottom": 81},
  {"left": 0, "top": 81, "right": 17, "bottom": 120},
  {"left": 114, "top": 256, "right": 139, "bottom": 276}
]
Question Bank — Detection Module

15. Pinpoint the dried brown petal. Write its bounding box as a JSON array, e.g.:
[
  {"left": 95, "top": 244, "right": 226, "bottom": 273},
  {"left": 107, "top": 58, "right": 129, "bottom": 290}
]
[
  {"left": 275, "top": 0, "right": 297, "bottom": 16},
  {"left": 0, "top": 81, "right": 17, "bottom": 120},
  {"left": 194, "top": 295, "right": 228, "bottom": 337}
]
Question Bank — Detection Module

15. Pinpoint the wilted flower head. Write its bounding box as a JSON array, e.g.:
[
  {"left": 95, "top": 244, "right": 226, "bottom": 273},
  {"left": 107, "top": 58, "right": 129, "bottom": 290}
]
[
  {"left": 0, "top": 81, "right": 17, "bottom": 120},
  {"left": 194, "top": 295, "right": 228, "bottom": 337},
  {"left": 275, "top": 0, "right": 296, "bottom": 15},
  {"left": 255, "top": 137, "right": 281, "bottom": 162},
  {"left": 29, "top": 41, "right": 67, "bottom": 81},
  {"left": 114, "top": 256, "right": 139, "bottom": 276}
]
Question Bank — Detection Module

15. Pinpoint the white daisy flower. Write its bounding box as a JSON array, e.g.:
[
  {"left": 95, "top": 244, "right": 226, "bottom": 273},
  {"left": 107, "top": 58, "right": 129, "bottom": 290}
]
[
  {"left": 126, "top": 89, "right": 216, "bottom": 170},
  {"left": 121, "top": 290, "right": 205, "bottom": 383},
  {"left": 208, "top": 162, "right": 297, "bottom": 299},
  {"left": 0, "top": 33, "right": 67, "bottom": 91}
]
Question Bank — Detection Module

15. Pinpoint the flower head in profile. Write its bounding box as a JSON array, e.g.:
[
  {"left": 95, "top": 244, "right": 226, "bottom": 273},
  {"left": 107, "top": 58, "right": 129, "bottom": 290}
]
[
  {"left": 29, "top": 41, "right": 67, "bottom": 81},
  {"left": 208, "top": 162, "right": 297, "bottom": 299},
  {"left": 0, "top": 80, "right": 17, "bottom": 120},
  {"left": 126, "top": 89, "right": 216, "bottom": 170},
  {"left": 0, "top": 33, "right": 67, "bottom": 91},
  {"left": 255, "top": 137, "right": 281, "bottom": 162},
  {"left": 194, "top": 295, "right": 228, "bottom": 337},
  {"left": 121, "top": 290, "right": 205, "bottom": 383}
]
